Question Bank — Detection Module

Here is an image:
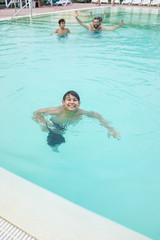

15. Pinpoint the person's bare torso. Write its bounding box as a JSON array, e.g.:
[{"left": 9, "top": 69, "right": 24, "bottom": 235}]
[
  {"left": 46, "top": 106, "right": 84, "bottom": 124},
  {"left": 57, "top": 28, "right": 69, "bottom": 36}
]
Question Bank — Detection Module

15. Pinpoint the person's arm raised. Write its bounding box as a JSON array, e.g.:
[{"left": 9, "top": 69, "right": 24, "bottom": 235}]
[
  {"left": 50, "top": 29, "right": 58, "bottom": 36},
  {"left": 74, "top": 10, "right": 90, "bottom": 30},
  {"left": 102, "top": 19, "right": 123, "bottom": 31}
]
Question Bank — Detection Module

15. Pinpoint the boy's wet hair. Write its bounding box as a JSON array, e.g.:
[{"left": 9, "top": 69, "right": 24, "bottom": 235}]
[
  {"left": 58, "top": 19, "right": 65, "bottom": 25},
  {"left": 63, "top": 91, "right": 80, "bottom": 101}
]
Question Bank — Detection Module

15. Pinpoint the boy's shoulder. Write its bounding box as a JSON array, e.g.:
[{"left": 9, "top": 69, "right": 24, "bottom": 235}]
[
  {"left": 77, "top": 108, "right": 86, "bottom": 115},
  {"left": 55, "top": 28, "right": 60, "bottom": 33},
  {"left": 78, "top": 109, "right": 99, "bottom": 117},
  {"left": 64, "top": 28, "right": 70, "bottom": 32}
]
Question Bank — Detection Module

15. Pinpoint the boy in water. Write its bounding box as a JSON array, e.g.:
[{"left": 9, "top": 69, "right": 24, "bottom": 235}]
[
  {"left": 33, "top": 91, "right": 121, "bottom": 148},
  {"left": 50, "top": 19, "right": 70, "bottom": 37}
]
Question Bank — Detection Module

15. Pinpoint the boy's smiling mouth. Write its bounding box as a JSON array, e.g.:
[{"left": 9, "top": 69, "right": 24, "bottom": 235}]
[{"left": 68, "top": 104, "right": 77, "bottom": 110}]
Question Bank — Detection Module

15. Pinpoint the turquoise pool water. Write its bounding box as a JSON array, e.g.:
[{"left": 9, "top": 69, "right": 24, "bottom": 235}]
[{"left": 0, "top": 7, "right": 160, "bottom": 239}]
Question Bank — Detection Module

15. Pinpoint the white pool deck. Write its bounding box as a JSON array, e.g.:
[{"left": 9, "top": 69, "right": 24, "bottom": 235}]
[{"left": 0, "top": 167, "right": 151, "bottom": 240}]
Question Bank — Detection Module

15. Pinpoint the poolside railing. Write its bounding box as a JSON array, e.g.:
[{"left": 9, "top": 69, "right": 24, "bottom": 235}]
[{"left": 10, "top": 0, "right": 33, "bottom": 20}]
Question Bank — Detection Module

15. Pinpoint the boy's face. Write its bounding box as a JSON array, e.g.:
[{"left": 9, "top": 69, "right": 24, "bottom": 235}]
[
  {"left": 62, "top": 94, "right": 80, "bottom": 111},
  {"left": 59, "top": 21, "right": 65, "bottom": 29}
]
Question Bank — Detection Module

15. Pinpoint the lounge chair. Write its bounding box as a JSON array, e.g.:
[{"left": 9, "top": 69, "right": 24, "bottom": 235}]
[
  {"left": 150, "top": 0, "right": 160, "bottom": 5},
  {"left": 121, "top": 0, "right": 132, "bottom": 4},
  {"left": 131, "top": 0, "right": 141, "bottom": 4},
  {"left": 5, "top": 0, "right": 22, "bottom": 8},
  {"left": 114, "top": 0, "right": 120, "bottom": 3},
  {"left": 5, "top": 0, "right": 35, "bottom": 8},
  {"left": 141, "top": 0, "right": 150, "bottom": 5},
  {"left": 92, "top": 0, "right": 108, "bottom": 3},
  {"left": 55, "top": 0, "right": 72, "bottom": 6}
]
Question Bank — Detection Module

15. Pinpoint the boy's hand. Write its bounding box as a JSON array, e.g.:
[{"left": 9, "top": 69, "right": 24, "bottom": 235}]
[
  {"left": 108, "top": 130, "right": 121, "bottom": 140},
  {"left": 74, "top": 10, "right": 78, "bottom": 18}
]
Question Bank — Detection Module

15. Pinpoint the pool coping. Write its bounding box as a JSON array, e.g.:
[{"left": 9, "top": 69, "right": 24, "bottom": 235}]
[{"left": 0, "top": 167, "right": 152, "bottom": 240}]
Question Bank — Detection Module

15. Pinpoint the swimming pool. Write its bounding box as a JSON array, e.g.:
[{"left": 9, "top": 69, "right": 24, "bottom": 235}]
[{"left": 0, "top": 6, "right": 160, "bottom": 240}]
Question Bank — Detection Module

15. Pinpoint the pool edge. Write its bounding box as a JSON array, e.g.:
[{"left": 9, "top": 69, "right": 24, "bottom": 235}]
[{"left": 0, "top": 167, "right": 151, "bottom": 240}]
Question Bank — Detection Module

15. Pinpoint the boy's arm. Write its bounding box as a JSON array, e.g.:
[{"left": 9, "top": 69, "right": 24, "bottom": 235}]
[
  {"left": 84, "top": 111, "right": 121, "bottom": 140},
  {"left": 67, "top": 28, "right": 71, "bottom": 33},
  {"left": 74, "top": 10, "right": 90, "bottom": 30},
  {"left": 32, "top": 107, "right": 58, "bottom": 131},
  {"left": 102, "top": 19, "right": 123, "bottom": 31},
  {"left": 50, "top": 29, "right": 58, "bottom": 35}
]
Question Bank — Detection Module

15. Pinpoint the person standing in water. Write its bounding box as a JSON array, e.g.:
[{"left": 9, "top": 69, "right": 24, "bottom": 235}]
[{"left": 50, "top": 19, "right": 70, "bottom": 37}]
